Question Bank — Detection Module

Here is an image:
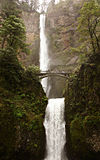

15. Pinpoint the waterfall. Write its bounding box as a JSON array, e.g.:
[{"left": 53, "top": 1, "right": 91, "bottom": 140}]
[
  {"left": 40, "top": 14, "right": 49, "bottom": 72},
  {"left": 40, "top": 14, "right": 49, "bottom": 94},
  {"left": 44, "top": 98, "right": 66, "bottom": 160},
  {"left": 40, "top": 13, "right": 67, "bottom": 160}
]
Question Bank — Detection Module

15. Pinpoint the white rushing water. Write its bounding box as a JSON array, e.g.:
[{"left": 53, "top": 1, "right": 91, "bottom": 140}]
[
  {"left": 40, "top": 14, "right": 49, "bottom": 71},
  {"left": 40, "top": 12, "right": 67, "bottom": 160},
  {"left": 40, "top": 14, "right": 50, "bottom": 94},
  {"left": 44, "top": 98, "right": 66, "bottom": 160}
]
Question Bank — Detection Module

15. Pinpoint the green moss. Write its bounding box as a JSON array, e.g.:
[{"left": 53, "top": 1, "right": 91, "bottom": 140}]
[
  {"left": 0, "top": 50, "right": 47, "bottom": 160},
  {"left": 83, "top": 115, "right": 100, "bottom": 136},
  {"left": 65, "top": 53, "right": 100, "bottom": 160},
  {"left": 70, "top": 116, "right": 88, "bottom": 155}
]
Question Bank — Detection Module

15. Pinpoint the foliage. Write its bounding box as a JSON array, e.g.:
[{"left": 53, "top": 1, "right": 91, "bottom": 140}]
[
  {"left": 0, "top": 82, "right": 47, "bottom": 160},
  {"left": 83, "top": 115, "right": 100, "bottom": 136},
  {"left": 0, "top": 47, "right": 47, "bottom": 160},
  {"left": 0, "top": 0, "right": 30, "bottom": 55},
  {"left": 19, "top": 0, "right": 32, "bottom": 12},
  {"left": 0, "top": 0, "right": 21, "bottom": 18},
  {"left": 30, "top": 0, "right": 40, "bottom": 11},
  {"left": 0, "top": 15, "right": 28, "bottom": 53},
  {"left": 19, "top": 0, "right": 40, "bottom": 12},
  {"left": 77, "top": 0, "right": 100, "bottom": 54},
  {"left": 65, "top": 53, "right": 100, "bottom": 160},
  {"left": 70, "top": 116, "right": 87, "bottom": 153},
  {"left": 23, "top": 65, "right": 40, "bottom": 82},
  {"left": 0, "top": 48, "right": 23, "bottom": 88},
  {"left": 26, "top": 65, "right": 40, "bottom": 74},
  {"left": 68, "top": 0, "right": 100, "bottom": 63}
]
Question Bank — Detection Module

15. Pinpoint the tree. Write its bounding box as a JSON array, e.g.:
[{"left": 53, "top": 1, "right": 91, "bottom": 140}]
[
  {"left": 96, "top": 0, "right": 100, "bottom": 4},
  {"left": 0, "top": 0, "right": 30, "bottom": 87},
  {"left": 0, "top": 15, "right": 27, "bottom": 53},
  {"left": 77, "top": 0, "right": 100, "bottom": 54},
  {"left": 0, "top": 0, "right": 29, "bottom": 54},
  {"left": 30, "top": 0, "right": 40, "bottom": 11},
  {"left": 19, "top": 0, "right": 31, "bottom": 12},
  {"left": 0, "top": 0, "right": 21, "bottom": 19}
]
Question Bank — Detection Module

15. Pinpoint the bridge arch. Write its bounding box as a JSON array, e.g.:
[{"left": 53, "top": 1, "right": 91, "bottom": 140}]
[{"left": 35, "top": 72, "right": 70, "bottom": 79}]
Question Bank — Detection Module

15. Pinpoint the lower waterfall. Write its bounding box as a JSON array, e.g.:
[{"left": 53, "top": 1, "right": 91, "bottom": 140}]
[
  {"left": 39, "top": 12, "right": 67, "bottom": 160},
  {"left": 44, "top": 98, "right": 67, "bottom": 160}
]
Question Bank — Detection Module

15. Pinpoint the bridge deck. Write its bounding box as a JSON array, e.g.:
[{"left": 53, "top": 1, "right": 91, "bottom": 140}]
[{"left": 35, "top": 72, "right": 70, "bottom": 79}]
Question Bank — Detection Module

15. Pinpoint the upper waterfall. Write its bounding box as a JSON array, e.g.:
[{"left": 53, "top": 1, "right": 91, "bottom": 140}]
[
  {"left": 40, "top": 14, "right": 49, "bottom": 72},
  {"left": 40, "top": 14, "right": 51, "bottom": 95}
]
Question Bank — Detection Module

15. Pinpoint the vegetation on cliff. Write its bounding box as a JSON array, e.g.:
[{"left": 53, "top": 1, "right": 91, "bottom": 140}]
[
  {"left": 65, "top": 52, "right": 100, "bottom": 160},
  {"left": 0, "top": 1, "right": 47, "bottom": 160},
  {"left": 73, "top": 0, "right": 100, "bottom": 58},
  {"left": 64, "top": 1, "right": 100, "bottom": 160}
]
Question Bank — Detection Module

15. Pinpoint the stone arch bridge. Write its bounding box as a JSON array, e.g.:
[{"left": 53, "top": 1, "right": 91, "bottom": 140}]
[{"left": 35, "top": 71, "right": 70, "bottom": 79}]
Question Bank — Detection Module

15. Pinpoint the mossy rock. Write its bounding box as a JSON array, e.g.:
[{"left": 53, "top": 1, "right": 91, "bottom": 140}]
[
  {"left": 0, "top": 49, "right": 47, "bottom": 160},
  {"left": 65, "top": 53, "right": 100, "bottom": 160}
]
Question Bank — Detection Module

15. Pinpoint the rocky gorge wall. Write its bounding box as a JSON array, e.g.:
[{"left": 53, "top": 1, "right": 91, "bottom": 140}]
[
  {"left": 45, "top": 0, "right": 84, "bottom": 98},
  {"left": 0, "top": 50, "right": 47, "bottom": 160},
  {"left": 65, "top": 52, "right": 100, "bottom": 160},
  {"left": 20, "top": 10, "right": 40, "bottom": 67}
]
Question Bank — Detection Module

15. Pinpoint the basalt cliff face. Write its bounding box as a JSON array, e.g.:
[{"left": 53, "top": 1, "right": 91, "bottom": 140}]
[
  {"left": 45, "top": 0, "right": 84, "bottom": 98},
  {"left": 20, "top": 10, "right": 40, "bottom": 67}
]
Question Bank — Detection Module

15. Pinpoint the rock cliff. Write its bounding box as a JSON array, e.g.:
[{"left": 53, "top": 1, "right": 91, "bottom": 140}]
[
  {"left": 20, "top": 10, "right": 40, "bottom": 67},
  {"left": 65, "top": 52, "right": 100, "bottom": 160},
  {"left": 45, "top": 0, "right": 84, "bottom": 98}
]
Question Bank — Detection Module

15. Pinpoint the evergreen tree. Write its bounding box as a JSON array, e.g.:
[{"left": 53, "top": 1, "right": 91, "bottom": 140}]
[
  {"left": 0, "top": 0, "right": 21, "bottom": 18},
  {"left": 0, "top": 0, "right": 29, "bottom": 54},
  {"left": 0, "top": 15, "right": 26, "bottom": 52}
]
